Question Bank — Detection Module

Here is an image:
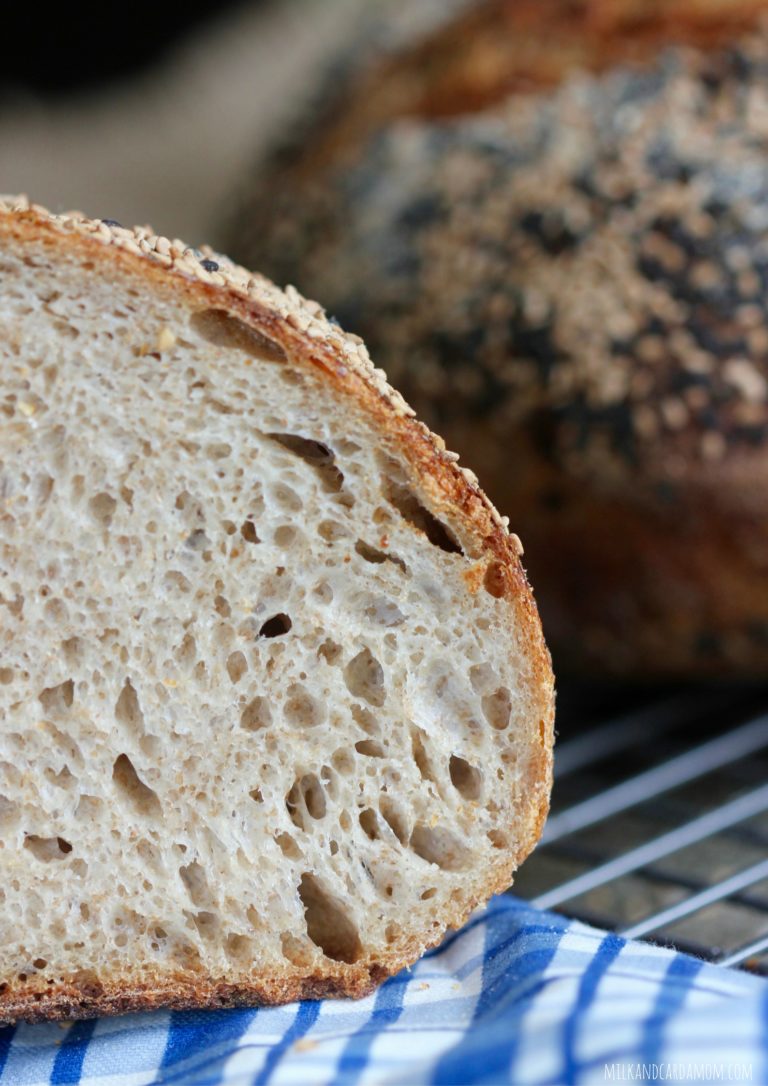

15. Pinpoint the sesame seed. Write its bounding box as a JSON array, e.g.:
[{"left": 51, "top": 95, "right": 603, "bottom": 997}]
[{"left": 156, "top": 327, "right": 177, "bottom": 352}]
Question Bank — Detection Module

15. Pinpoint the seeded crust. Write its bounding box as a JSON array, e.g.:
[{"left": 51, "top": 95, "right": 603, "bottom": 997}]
[
  {"left": 231, "top": 1, "right": 768, "bottom": 674},
  {"left": 0, "top": 197, "right": 553, "bottom": 1023}
]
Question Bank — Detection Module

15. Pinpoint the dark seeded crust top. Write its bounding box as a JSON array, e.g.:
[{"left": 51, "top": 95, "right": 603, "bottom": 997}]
[
  {"left": 0, "top": 198, "right": 554, "bottom": 1023},
  {"left": 235, "top": 13, "right": 768, "bottom": 494}
]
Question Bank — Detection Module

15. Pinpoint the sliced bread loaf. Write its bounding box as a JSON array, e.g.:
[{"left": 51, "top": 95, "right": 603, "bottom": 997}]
[{"left": 0, "top": 197, "right": 553, "bottom": 1023}]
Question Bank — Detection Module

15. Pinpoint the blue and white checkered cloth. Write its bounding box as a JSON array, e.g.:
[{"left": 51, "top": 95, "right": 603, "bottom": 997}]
[{"left": 1, "top": 895, "right": 764, "bottom": 1085}]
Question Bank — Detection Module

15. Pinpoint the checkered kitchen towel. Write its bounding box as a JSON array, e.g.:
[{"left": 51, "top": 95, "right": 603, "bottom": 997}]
[{"left": 0, "top": 895, "right": 764, "bottom": 1086}]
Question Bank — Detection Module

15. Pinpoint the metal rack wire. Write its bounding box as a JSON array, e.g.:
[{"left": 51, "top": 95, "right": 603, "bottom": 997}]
[{"left": 513, "top": 683, "right": 768, "bottom": 973}]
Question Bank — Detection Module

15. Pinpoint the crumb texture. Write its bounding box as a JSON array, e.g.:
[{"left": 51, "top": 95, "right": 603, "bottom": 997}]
[{"left": 0, "top": 216, "right": 551, "bottom": 1016}]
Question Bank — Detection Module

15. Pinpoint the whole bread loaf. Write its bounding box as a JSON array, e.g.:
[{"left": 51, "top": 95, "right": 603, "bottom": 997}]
[
  {"left": 0, "top": 198, "right": 553, "bottom": 1023},
  {"left": 230, "top": 0, "right": 768, "bottom": 675}
]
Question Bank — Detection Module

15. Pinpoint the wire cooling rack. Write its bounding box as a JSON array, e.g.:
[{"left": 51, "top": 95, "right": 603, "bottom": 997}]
[{"left": 513, "top": 683, "right": 768, "bottom": 972}]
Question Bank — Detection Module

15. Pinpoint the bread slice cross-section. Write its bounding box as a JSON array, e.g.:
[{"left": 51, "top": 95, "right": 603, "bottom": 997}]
[{"left": 0, "top": 197, "right": 553, "bottom": 1023}]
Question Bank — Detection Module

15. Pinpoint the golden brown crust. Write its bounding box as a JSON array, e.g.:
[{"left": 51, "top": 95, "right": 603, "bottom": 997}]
[{"left": 0, "top": 198, "right": 554, "bottom": 1022}]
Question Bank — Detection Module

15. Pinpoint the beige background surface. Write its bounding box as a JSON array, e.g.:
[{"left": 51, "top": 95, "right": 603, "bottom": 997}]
[{"left": 0, "top": 0, "right": 360, "bottom": 248}]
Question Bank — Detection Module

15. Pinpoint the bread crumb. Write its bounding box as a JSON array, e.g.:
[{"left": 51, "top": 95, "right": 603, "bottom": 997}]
[{"left": 293, "top": 1038, "right": 318, "bottom": 1052}]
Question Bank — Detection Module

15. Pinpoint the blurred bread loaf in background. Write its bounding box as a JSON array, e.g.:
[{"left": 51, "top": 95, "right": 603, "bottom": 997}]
[{"left": 228, "top": 0, "right": 768, "bottom": 677}]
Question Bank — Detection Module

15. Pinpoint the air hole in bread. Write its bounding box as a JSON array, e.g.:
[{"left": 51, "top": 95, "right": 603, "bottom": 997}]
[
  {"left": 39, "top": 678, "right": 74, "bottom": 713},
  {"left": 318, "top": 519, "right": 349, "bottom": 542},
  {"left": 44, "top": 598, "right": 68, "bottom": 625},
  {"left": 318, "top": 638, "right": 343, "bottom": 665},
  {"left": 488, "top": 829, "right": 508, "bottom": 849},
  {"left": 61, "top": 639, "right": 83, "bottom": 670},
  {"left": 274, "top": 524, "right": 297, "bottom": 547},
  {"left": 23, "top": 834, "right": 72, "bottom": 860},
  {"left": 351, "top": 704, "right": 378, "bottom": 735},
  {"left": 214, "top": 623, "right": 234, "bottom": 650},
  {"left": 112, "top": 754, "right": 162, "bottom": 819},
  {"left": 354, "top": 539, "right": 407, "bottom": 572},
  {"left": 3, "top": 592, "right": 23, "bottom": 618},
  {"left": 190, "top": 309, "right": 287, "bottom": 363},
  {"left": 420, "top": 888, "right": 437, "bottom": 900},
  {"left": 275, "top": 831, "right": 302, "bottom": 859},
  {"left": 176, "top": 633, "right": 197, "bottom": 667},
  {"left": 298, "top": 873, "right": 361, "bottom": 963},
  {"left": 362, "top": 595, "right": 405, "bottom": 627},
  {"left": 382, "top": 478, "right": 462, "bottom": 555},
  {"left": 0, "top": 668, "right": 13, "bottom": 685},
  {"left": 355, "top": 739, "right": 385, "bottom": 758},
  {"left": 379, "top": 795, "right": 409, "bottom": 845},
  {"left": 225, "top": 934, "right": 252, "bottom": 962},
  {"left": 313, "top": 581, "right": 333, "bottom": 604},
  {"left": 333, "top": 748, "right": 355, "bottom": 776},
  {"left": 89, "top": 491, "right": 117, "bottom": 525},
  {"left": 287, "top": 774, "right": 326, "bottom": 828},
  {"left": 114, "top": 679, "right": 145, "bottom": 736},
  {"left": 241, "top": 520, "right": 260, "bottom": 544},
  {"left": 259, "top": 613, "right": 292, "bottom": 638},
  {"left": 226, "top": 651, "right": 248, "bottom": 684},
  {"left": 273, "top": 484, "right": 302, "bottom": 512},
  {"left": 24, "top": 835, "right": 73, "bottom": 861},
  {"left": 75, "top": 795, "right": 103, "bottom": 822},
  {"left": 281, "top": 931, "right": 312, "bottom": 966},
  {"left": 411, "top": 728, "right": 436, "bottom": 783},
  {"left": 483, "top": 561, "right": 506, "bottom": 599},
  {"left": 482, "top": 687, "right": 512, "bottom": 731},
  {"left": 0, "top": 795, "right": 18, "bottom": 826},
  {"left": 359, "top": 808, "right": 380, "bottom": 840},
  {"left": 344, "top": 648, "right": 385, "bottom": 706},
  {"left": 284, "top": 684, "right": 323, "bottom": 727},
  {"left": 185, "top": 530, "right": 209, "bottom": 553},
  {"left": 268, "top": 433, "right": 345, "bottom": 494},
  {"left": 179, "top": 861, "right": 213, "bottom": 908},
  {"left": 449, "top": 755, "right": 483, "bottom": 801},
  {"left": 164, "top": 570, "right": 191, "bottom": 594},
  {"left": 193, "top": 911, "right": 218, "bottom": 940},
  {"left": 320, "top": 764, "right": 338, "bottom": 799},
  {"left": 249, "top": 787, "right": 263, "bottom": 803},
  {"left": 240, "top": 696, "right": 271, "bottom": 732},
  {"left": 469, "top": 662, "right": 495, "bottom": 693},
  {"left": 214, "top": 594, "right": 231, "bottom": 618},
  {"left": 409, "top": 824, "right": 470, "bottom": 871}
]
